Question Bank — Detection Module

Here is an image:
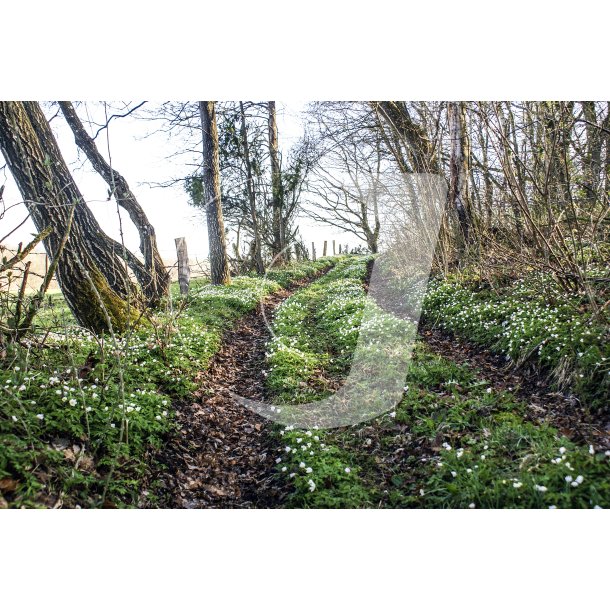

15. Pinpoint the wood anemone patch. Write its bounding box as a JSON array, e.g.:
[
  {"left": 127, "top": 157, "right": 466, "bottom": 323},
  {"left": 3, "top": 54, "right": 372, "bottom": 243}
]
[{"left": 420, "top": 327, "right": 610, "bottom": 451}]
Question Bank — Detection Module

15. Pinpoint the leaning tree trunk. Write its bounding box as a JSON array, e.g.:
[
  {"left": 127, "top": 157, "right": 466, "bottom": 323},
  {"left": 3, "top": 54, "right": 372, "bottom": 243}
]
[
  {"left": 0, "top": 101, "right": 139, "bottom": 332},
  {"left": 58, "top": 101, "right": 169, "bottom": 306},
  {"left": 21, "top": 102, "right": 139, "bottom": 302},
  {"left": 239, "top": 102, "right": 265, "bottom": 275},
  {"left": 371, "top": 101, "right": 441, "bottom": 174},
  {"left": 199, "top": 101, "right": 231, "bottom": 285},
  {"left": 267, "top": 101, "right": 284, "bottom": 261}
]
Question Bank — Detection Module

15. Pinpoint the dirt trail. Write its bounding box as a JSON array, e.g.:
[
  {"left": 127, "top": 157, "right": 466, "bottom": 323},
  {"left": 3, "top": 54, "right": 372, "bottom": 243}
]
[{"left": 147, "top": 276, "right": 320, "bottom": 508}]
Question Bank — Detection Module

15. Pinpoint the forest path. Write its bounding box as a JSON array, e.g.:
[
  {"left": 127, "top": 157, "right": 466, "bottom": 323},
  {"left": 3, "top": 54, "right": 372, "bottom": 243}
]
[{"left": 149, "top": 274, "right": 323, "bottom": 508}]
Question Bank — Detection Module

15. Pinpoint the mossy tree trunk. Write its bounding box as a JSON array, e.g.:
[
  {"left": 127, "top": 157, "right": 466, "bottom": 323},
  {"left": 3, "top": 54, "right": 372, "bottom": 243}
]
[
  {"left": 58, "top": 102, "right": 169, "bottom": 306},
  {"left": 0, "top": 101, "right": 139, "bottom": 333},
  {"left": 199, "top": 101, "right": 231, "bottom": 285}
]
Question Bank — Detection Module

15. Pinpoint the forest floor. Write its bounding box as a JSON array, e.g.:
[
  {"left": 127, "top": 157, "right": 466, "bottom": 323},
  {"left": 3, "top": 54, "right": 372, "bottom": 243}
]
[
  {"left": 1, "top": 255, "right": 608, "bottom": 509},
  {"left": 148, "top": 255, "right": 609, "bottom": 509},
  {"left": 260, "top": 257, "right": 609, "bottom": 508},
  {"left": 421, "top": 328, "right": 610, "bottom": 450}
]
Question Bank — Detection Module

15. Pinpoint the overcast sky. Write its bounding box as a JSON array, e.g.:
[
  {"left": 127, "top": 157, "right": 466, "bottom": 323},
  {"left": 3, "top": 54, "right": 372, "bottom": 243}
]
[{"left": 0, "top": 101, "right": 357, "bottom": 262}]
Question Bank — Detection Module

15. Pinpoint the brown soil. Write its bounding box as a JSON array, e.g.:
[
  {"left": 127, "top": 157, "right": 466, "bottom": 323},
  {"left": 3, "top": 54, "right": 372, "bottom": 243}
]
[{"left": 144, "top": 274, "right": 325, "bottom": 509}]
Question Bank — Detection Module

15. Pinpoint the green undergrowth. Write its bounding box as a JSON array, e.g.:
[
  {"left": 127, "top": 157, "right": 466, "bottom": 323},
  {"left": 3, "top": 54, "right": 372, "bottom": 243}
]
[
  {"left": 0, "top": 259, "right": 332, "bottom": 508},
  {"left": 266, "top": 257, "right": 610, "bottom": 508},
  {"left": 422, "top": 273, "right": 609, "bottom": 409},
  {"left": 266, "top": 256, "right": 376, "bottom": 507}
]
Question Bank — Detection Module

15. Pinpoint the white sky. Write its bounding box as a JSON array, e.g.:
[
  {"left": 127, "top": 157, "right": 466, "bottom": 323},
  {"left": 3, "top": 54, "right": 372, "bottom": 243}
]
[{"left": 0, "top": 101, "right": 357, "bottom": 262}]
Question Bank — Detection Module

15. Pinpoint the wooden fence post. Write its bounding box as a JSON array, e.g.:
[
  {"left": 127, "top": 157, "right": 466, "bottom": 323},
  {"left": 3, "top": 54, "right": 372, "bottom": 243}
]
[
  {"left": 338, "top": 244, "right": 342, "bottom": 254},
  {"left": 323, "top": 241, "right": 327, "bottom": 257},
  {"left": 312, "top": 242, "right": 316, "bottom": 261},
  {"left": 332, "top": 240, "right": 336, "bottom": 255},
  {"left": 174, "top": 237, "right": 190, "bottom": 296}
]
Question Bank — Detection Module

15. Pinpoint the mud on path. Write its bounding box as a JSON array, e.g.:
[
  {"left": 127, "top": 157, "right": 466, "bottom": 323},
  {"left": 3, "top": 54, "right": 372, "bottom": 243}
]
[{"left": 146, "top": 277, "right": 318, "bottom": 509}]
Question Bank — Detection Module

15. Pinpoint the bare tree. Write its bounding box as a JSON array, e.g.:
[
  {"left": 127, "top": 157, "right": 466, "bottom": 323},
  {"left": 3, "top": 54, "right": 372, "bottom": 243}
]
[
  {"left": 59, "top": 101, "right": 169, "bottom": 306},
  {"left": 304, "top": 106, "right": 382, "bottom": 252},
  {"left": 447, "top": 101, "right": 473, "bottom": 256},
  {"left": 200, "top": 101, "right": 231, "bottom": 285},
  {"left": 239, "top": 101, "right": 265, "bottom": 274},
  {"left": 267, "top": 101, "right": 284, "bottom": 260}
]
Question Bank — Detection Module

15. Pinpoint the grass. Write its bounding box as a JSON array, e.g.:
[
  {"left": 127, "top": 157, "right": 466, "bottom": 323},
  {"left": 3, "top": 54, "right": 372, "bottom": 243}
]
[
  {"left": 422, "top": 273, "right": 610, "bottom": 409},
  {"left": 0, "top": 258, "right": 333, "bottom": 508},
  {"left": 265, "top": 256, "right": 610, "bottom": 508}
]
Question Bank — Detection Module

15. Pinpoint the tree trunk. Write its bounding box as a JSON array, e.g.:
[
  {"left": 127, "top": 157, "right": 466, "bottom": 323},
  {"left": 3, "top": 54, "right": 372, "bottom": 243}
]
[
  {"left": 174, "top": 237, "right": 190, "bottom": 296},
  {"left": 239, "top": 102, "right": 265, "bottom": 274},
  {"left": 371, "top": 101, "right": 440, "bottom": 174},
  {"left": 22, "top": 102, "right": 138, "bottom": 301},
  {"left": 581, "top": 101, "right": 603, "bottom": 206},
  {"left": 0, "top": 101, "right": 139, "bottom": 333},
  {"left": 58, "top": 101, "right": 169, "bottom": 306},
  {"left": 267, "top": 101, "right": 284, "bottom": 261},
  {"left": 448, "top": 101, "right": 472, "bottom": 256},
  {"left": 200, "top": 101, "right": 231, "bottom": 285}
]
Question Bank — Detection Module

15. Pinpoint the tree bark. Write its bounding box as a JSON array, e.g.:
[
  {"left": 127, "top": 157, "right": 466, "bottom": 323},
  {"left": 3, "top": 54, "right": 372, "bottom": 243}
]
[
  {"left": 174, "top": 237, "right": 190, "bottom": 295},
  {"left": 0, "top": 101, "right": 139, "bottom": 332},
  {"left": 448, "top": 101, "right": 472, "bottom": 255},
  {"left": 581, "top": 101, "right": 603, "bottom": 206},
  {"left": 371, "top": 101, "right": 440, "bottom": 174},
  {"left": 267, "top": 101, "right": 284, "bottom": 261},
  {"left": 58, "top": 101, "right": 169, "bottom": 306},
  {"left": 239, "top": 102, "right": 265, "bottom": 274},
  {"left": 200, "top": 101, "right": 231, "bottom": 285}
]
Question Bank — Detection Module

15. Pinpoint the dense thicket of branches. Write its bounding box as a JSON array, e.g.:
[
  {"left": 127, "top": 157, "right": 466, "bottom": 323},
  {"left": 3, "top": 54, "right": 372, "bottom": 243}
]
[{"left": 305, "top": 101, "right": 610, "bottom": 306}]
